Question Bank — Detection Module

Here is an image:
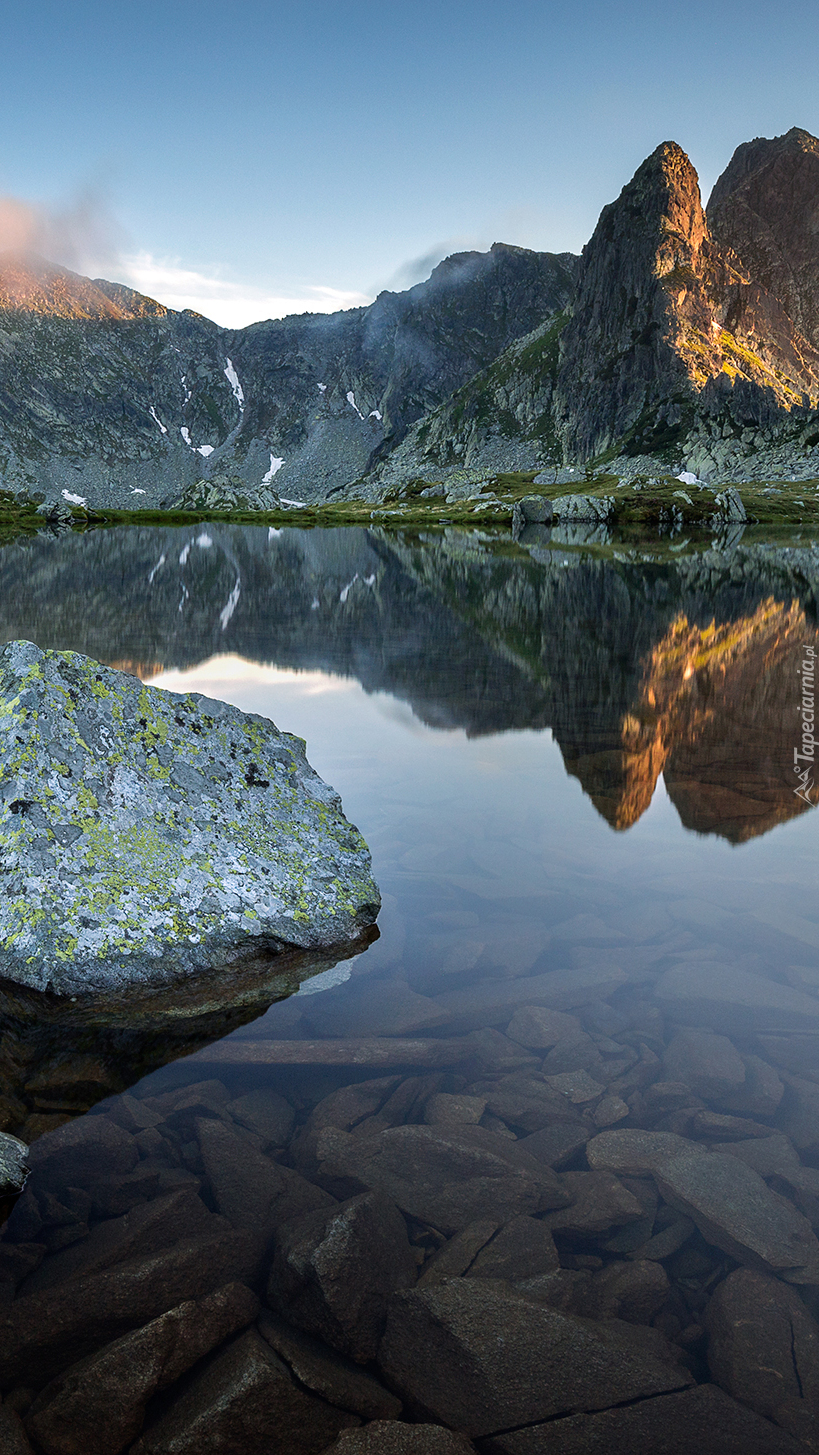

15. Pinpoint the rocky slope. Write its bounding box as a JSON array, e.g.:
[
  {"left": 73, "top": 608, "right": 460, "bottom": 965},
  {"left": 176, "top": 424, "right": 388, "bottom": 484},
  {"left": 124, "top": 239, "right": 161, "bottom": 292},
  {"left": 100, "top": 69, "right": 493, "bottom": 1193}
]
[{"left": 0, "top": 246, "right": 577, "bottom": 508}]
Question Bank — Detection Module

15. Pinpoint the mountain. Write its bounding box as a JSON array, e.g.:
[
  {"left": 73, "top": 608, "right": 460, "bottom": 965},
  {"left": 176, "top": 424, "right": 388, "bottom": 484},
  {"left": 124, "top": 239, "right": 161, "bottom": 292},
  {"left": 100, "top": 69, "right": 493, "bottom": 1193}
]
[
  {"left": 708, "top": 127, "right": 819, "bottom": 352},
  {"left": 554, "top": 140, "right": 819, "bottom": 463},
  {"left": 0, "top": 128, "right": 818, "bottom": 505},
  {"left": 0, "top": 244, "right": 577, "bottom": 508},
  {"left": 341, "top": 130, "right": 819, "bottom": 491}
]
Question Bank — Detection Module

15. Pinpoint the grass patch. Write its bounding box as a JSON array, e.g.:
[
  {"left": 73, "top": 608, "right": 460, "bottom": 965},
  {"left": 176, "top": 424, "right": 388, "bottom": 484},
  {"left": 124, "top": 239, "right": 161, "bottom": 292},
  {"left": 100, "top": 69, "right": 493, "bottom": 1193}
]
[{"left": 2, "top": 473, "right": 819, "bottom": 543}]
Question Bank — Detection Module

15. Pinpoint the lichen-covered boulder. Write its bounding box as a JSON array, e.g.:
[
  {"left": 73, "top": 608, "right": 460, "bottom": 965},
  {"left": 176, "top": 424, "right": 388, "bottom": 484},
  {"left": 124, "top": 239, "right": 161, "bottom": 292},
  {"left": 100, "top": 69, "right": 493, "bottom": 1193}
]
[
  {"left": 0, "top": 1131, "right": 28, "bottom": 1199},
  {"left": 0, "top": 641, "right": 379, "bottom": 994}
]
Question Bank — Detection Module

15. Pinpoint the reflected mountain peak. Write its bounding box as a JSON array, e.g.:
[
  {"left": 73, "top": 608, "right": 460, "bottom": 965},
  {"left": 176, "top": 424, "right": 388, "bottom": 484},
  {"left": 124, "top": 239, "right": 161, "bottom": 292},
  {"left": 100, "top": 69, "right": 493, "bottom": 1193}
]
[{"left": 568, "top": 598, "right": 819, "bottom": 839}]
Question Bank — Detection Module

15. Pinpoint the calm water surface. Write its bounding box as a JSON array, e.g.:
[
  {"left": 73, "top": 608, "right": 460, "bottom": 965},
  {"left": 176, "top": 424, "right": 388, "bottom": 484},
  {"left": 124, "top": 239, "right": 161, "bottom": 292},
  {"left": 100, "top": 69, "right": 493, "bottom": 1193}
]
[{"left": 2, "top": 524, "right": 819, "bottom": 1451}]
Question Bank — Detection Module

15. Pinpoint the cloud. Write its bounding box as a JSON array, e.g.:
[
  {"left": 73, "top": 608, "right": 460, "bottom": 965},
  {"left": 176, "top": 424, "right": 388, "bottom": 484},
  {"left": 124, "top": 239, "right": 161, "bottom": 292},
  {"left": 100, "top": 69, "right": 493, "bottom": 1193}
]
[
  {"left": 116, "top": 253, "right": 373, "bottom": 328},
  {"left": 0, "top": 189, "right": 123, "bottom": 275},
  {"left": 0, "top": 187, "right": 372, "bottom": 328},
  {"left": 376, "top": 237, "right": 482, "bottom": 294}
]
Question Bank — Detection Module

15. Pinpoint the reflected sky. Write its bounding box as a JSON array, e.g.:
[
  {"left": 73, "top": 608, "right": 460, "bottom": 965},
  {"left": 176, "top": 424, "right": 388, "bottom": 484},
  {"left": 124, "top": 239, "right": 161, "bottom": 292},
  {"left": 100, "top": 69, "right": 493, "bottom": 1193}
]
[{"left": 151, "top": 652, "right": 819, "bottom": 996}]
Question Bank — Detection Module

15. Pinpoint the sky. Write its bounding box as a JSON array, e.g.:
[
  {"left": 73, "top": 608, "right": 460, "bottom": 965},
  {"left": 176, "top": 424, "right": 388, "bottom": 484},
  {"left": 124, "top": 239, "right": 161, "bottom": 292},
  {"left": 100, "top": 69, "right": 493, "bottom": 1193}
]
[{"left": 0, "top": 0, "right": 817, "bottom": 327}]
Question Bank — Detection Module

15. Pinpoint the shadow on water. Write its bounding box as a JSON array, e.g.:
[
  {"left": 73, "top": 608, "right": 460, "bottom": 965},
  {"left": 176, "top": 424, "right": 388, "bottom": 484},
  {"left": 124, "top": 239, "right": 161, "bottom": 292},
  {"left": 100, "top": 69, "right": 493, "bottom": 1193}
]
[{"left": 0, "top": 930, "right": 378, "bottom": 1143}]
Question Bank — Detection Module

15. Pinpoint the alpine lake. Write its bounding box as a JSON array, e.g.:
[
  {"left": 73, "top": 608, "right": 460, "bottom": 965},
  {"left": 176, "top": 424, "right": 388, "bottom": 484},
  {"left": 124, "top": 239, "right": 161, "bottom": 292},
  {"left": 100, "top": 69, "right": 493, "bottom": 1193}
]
[{"left": 1, "top": 515, "right": 819, "bottom": 1455}]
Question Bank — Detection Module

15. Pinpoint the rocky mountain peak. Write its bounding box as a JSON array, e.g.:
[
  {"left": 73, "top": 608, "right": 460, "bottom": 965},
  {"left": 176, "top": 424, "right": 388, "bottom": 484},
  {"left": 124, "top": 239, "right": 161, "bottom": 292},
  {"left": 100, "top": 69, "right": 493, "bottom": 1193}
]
[
  {"left": 707, "top": 126, "right": 819, "bottom": 351},
  {"left": 0, "top": 252, "right": 168, "bottom": 322},
  {"left": 552, "top": 140, "right": 717, "bottom": 461},
  {"left": 554, "top": 136, "right": 819, "bottom": 463}
]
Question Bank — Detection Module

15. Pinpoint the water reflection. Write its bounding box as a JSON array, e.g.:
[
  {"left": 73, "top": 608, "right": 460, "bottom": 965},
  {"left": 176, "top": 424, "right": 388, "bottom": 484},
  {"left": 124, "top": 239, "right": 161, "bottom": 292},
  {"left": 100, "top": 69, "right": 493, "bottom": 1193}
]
[
  {"left": 2, "top": 528, "right": 819, "bottom": 1450},
  {"left": 0, "top": 524, "right": 816, "bottom": 839},
  {"left": 0, "top": 526, "right": 817, "bottom": 1136}
]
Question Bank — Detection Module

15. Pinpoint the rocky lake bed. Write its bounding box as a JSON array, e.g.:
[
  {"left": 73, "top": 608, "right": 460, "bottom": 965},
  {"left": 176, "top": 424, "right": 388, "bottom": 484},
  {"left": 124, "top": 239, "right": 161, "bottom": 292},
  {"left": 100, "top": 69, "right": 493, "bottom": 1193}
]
[{"left": 0, "top": 517, "right": 817, "bottom": 1452}]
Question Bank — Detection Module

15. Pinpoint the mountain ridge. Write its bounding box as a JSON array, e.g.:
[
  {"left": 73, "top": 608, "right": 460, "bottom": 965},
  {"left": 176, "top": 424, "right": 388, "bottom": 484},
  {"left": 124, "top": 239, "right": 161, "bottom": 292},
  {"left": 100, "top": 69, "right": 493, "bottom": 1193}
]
[{"left": 1, "top": 127, "right": 818, "bottom": 506}]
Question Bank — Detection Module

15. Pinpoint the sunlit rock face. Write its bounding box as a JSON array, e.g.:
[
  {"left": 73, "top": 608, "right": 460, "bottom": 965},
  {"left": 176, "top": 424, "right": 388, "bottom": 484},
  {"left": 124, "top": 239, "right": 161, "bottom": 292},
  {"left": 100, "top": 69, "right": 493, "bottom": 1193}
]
[
  {"left": 554, "top": 141, "right": 819, "bottom": 464},
  {"left": 0, "top": 254, "right": 171, "bottom": 320},
  {"left": 0, "top": 641, "right": 379, "bottom": 994},
  {"left": 709, "top": 128, "right": 819, "bottom": 354}
]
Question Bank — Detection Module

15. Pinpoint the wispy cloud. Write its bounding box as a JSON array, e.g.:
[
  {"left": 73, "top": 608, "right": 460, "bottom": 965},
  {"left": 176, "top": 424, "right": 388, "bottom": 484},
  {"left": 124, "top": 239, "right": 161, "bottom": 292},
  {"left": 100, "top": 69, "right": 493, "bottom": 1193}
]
[
  {"left": 116, "top": 253, "right": 373, "bottom": 328},
  {"left": 0, "top": 188, "right": 123, "bottom": 275}
]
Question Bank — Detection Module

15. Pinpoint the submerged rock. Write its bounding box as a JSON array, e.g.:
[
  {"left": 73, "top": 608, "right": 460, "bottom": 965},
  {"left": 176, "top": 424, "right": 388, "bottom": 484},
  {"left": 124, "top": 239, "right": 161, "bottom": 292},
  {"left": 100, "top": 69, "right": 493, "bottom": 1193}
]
[
  {"left": 705, "top": 1268, "right": 819, "bottom": 1450},
  {"left": 377, "top": 1280, "right": 691, "bottom": 1437},
  {"left": 0, "top": 641, "right": 379, "bottom": 994},
  {"left": 24, "top": 1282, "right": 259, "bottom": 1455},
  {"left": 483, "top": 1383, "right": 807, "bottom": 1454},
  {"left": 656, "top": 1151, "right": 819, "bottom": 1283}
]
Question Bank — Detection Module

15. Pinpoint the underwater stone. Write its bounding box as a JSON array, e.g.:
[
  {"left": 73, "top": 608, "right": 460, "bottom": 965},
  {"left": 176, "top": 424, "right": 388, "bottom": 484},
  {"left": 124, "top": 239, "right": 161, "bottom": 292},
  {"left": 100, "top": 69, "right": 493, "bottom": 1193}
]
[{"left": 0, "top": 641, "right": 379, "bottom": 994}]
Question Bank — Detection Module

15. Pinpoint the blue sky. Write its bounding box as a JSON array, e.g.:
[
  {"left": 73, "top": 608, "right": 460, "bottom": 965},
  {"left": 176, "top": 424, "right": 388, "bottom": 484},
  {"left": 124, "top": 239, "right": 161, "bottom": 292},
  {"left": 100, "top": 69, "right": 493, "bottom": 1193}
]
[{"left": 1, "top": 0, "right": 817, "bottom": 325}]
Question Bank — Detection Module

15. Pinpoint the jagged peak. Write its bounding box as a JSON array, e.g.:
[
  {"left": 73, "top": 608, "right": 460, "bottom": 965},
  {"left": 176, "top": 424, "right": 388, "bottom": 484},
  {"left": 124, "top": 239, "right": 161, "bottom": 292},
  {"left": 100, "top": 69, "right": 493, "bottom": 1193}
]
[{"left": 590, "top": 140, "right": 706, "bottom": 259}]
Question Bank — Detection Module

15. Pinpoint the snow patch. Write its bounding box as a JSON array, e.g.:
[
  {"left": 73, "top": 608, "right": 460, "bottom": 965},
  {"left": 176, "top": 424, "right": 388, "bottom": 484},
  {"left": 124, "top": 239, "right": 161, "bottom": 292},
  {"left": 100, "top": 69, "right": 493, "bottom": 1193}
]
[
  {"left": 262, "top": 453, "right": 284, "bottom": 485},
  {"left": 677, "top": 471, "right": 700, "bottom": 485},
  {"left": 340, "top": 573, "right": 359, "bottom": 603},
  {"left": 280, "top": 497, "right": 306, "bottom": 507},
  {"left": 346, "top": 390, "right": 365, "bottom": 420},
  {"left": 131, "top": 488, "right": 146, "bottom": 495},
  {"left": 179, "top": 542, "right": 192, "bottom": 566},
  {"left": 317, "top": 382, "right": 327, "bottom": 393},
  {"left": 62, "top": 491, "right": 86, "bottom": 507},
  {"left": 224, "top": 357, "right": 245, "bottom": 407},
  {"left": 148, "top": 553, "right": 166, "bottom": 583},
  {"left": 149, "top": 406, "right": 167, "bottom": 435},
  {"left": 197, "top": 444, "right": 214, "bottom": 457},
  {"left": 363, "top": 574, "right": 376, "bottom": 586},
  {"left": 268, "top": 526, "right": 282, "bottom": 541},
  {"left": 180, "top": 427, "right": 192, "bottom": 446},
  {"left": 369, "top": 409, "right": 382, "bottom": 421},
  {"left": 196, "top": 532, "right": 213, "bottom": 548},
  {"left": 219, "top": 577, "right": 241, "bottom": 631}
]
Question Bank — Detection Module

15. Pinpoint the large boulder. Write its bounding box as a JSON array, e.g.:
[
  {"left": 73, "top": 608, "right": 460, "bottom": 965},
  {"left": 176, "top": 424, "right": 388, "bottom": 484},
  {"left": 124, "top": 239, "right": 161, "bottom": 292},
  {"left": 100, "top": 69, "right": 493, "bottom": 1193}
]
[
  {"left": 654, "top": 964, "right": 819, "bottom": 1033},
  {"left": 0, "top": 1225, "right": 259, "bottom": 1387},
  {"left": 586, "top": 1129, "right": 707, "bottom": 1176},
  {"left": 0, "top": 642, "right": 379, "bottom": 994},
  {"left": 268, "top": 1192, "right": 417, "bottom": 1363},
  {"left": 129, "top": 1327, "right": 358, "bottom": 1454},
  {"left": 662, "top": 1029, "right": 747, "bottom": 1104},
  {"left": 24, "top": 1282, "right": 258, "bottom": 1455},
  {"left": 312, "top": 1123, "right": 568, "bottom": 1234}
]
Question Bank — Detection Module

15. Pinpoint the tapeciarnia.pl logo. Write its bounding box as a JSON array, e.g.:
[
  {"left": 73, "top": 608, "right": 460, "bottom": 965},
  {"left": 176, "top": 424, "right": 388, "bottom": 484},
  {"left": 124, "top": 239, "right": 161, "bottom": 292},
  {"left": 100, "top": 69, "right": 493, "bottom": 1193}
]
[{"left": 795, "top": 644, "right": 817, "bottom": 805}]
